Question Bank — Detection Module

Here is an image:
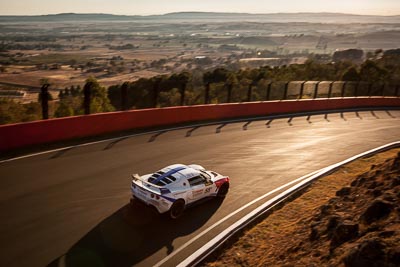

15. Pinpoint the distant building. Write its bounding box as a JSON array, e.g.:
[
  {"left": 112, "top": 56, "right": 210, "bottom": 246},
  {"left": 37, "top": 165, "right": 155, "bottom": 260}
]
[
  {"left": 194, "top": 56, "right": 213, "bottom": 65},
  {"left": 239, "top": 58, "right": 289, "bottom": 67},
  {"left": 333, "top": 49, "right": 364, "bottom": 63},
  {"left": 384, "top": 48, "right": 400, "bottom": 56}
]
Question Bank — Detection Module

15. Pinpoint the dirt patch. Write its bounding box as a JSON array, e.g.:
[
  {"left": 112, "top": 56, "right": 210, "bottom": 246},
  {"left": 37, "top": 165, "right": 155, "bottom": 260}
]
[{"left": 202, "top": 148, "right": 400, "bottom": 267}]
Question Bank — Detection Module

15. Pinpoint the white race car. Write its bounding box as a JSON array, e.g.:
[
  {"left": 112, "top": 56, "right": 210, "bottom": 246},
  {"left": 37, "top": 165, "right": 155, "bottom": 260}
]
[{"left": 130, "top": 164, "right": 230, "bottom": 218}]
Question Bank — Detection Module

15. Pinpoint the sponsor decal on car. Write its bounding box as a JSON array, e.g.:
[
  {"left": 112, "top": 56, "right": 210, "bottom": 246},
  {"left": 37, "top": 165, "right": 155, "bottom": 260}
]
[
  {"left": 174, "top": 192, "right": 185, "bottom": 197},
  {"left": 192, "top": 189, "right": 203, "bottom": 197}
]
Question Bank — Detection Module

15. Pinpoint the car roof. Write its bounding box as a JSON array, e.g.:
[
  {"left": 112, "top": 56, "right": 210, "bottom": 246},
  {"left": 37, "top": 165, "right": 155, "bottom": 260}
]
[{"left": 147, "top": 164, "right": 200, "bottom": 186}]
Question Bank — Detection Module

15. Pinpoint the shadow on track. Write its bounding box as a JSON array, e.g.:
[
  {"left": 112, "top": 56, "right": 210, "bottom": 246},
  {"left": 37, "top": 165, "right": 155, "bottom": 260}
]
[
  {"left": 148, "top": 131, "right": 167, "bottom": 142},
  {"left": 103, "top": 137, "right": 130, "bottom": 150},
  {"left": 385, "top": 110, "right": 395, "bottom": 118},
  {"left": 215, "top": 123, "right": 227, "bottom": 133},
  {"left": 48, "top": 198, "right": 224, "bottom": 267},
  {"left": 265, "top": 119, "right": 273, "bottom": 128},
  {"left": 324, "top": 114, "right": 330, "bottom": 122},
  {"left": 49, "top": 147, "right": 74, "bottom": 159},
  {"left": 186, "top": 126, "right": 201, "bottom": 137},
  {"left": 371, "top": 110, "right": 380, "bottom": 119},
  {"left": 38, "top": 109, "right": 390, "bottom": 161},
  {"left": 287, "top": 117, "right": 293, "bottom": 126},
  {"left": 242, "top": 121, "right": 251, "bottom": 131}
]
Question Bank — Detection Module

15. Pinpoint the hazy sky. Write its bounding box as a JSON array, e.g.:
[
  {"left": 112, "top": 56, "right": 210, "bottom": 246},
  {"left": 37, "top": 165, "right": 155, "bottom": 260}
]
[{"left": 0, "top": 0, "right": 399, "bottom": 16}]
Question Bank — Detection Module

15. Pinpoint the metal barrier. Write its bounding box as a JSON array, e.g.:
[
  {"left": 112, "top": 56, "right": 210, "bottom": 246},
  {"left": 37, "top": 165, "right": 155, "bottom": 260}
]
[{"left": 1, "top": 97, "right": 400, "bottom": 152}]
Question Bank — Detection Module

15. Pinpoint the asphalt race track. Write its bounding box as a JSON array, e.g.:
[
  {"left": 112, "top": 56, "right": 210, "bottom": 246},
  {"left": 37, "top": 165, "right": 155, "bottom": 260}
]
[{"left": 0, "top": 109, "right": 399, "bottom": 267}]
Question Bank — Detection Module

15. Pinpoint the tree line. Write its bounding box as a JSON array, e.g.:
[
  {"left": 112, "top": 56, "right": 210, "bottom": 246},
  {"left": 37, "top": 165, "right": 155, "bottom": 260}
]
[
  {"left": 1, "top": 50, "right": 399, "bottom": 125},
  {"left": 107, "top": 52, "right": 400, "bottom": 110}
]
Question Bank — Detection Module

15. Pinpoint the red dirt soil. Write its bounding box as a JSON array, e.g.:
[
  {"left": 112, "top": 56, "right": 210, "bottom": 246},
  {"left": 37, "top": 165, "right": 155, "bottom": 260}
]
[{"left": 202, "top": 148, "right": 400, "bottom": 267}]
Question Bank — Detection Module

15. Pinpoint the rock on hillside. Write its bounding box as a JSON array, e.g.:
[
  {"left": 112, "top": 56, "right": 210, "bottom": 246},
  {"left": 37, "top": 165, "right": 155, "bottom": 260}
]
[
  {"left": 306, "top": 152, "right": 400, "bottom": 267},
  {"left": 202, "top": 150, "right": 400, "bottom": 267}
]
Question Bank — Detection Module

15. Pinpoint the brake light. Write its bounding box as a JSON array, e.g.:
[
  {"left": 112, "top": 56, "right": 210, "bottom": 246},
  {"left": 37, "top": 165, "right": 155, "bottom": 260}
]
[
  {"left": 156, "top": 195, "right": 160, "bottom": 200},
  {"left": 215, "top": 177, "right": 230, "bottom": 188},
  {"left": 151, "top": 193, "right": 154, "bottom": 198}
]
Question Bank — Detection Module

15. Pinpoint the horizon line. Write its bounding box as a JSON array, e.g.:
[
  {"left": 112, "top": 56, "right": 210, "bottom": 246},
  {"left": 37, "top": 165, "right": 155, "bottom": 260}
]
[{"left": 0, "top": 11, "right": 399, "bottom": 17}]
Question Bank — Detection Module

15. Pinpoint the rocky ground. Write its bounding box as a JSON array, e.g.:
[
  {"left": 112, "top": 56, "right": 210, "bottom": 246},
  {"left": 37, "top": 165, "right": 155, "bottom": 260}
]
[{"left": 202, "top": 148, "right": 400, "bottom": 267}]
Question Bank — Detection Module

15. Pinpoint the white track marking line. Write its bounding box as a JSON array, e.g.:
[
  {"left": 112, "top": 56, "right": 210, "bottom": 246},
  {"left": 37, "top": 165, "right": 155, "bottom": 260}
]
[
  {"left": 153, "top": 168, "right": 325, "bottom": 267},
  {"left": 177, "top": 141, "right": 400, "bottom": 267}
]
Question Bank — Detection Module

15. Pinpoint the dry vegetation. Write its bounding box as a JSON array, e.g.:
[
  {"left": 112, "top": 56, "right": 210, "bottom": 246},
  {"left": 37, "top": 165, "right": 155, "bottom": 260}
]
[
  {"left": 1, "top": 14, "right": 399, "bottom": 124},
  {"left": 202, "top": 148, "right": 400, "bottom": 267},
  {"left": 1, "top": 14, "right": 399, "bottom": 90}
]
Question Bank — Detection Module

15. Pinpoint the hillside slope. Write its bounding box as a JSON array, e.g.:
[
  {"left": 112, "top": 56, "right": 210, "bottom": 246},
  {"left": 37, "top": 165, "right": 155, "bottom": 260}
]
[{"left": 203, "top": 149, "right": 400, "bottom": 267}]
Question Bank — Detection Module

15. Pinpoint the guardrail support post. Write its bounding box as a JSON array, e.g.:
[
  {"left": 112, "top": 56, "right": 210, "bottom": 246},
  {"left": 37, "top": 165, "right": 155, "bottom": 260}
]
[
  {"left": 83, "top": 82, "right": 92, "bottom": 115},
  {"left": 354, "top": 81, "right": 359, "bottom": 97},
  {"left": 266, "top": 82, "right": 272, "bottom": 101},
  {"left": 328, "top": 81, "right": 333, "bottom": 98},
  {"left": 121, "top": 82, "right": 128, "bottom": 111},
  {"left": 282, "top": 82, "right": 289, "bottom": 100},
  {"left": 247, "top": 83, "right": 253, "bottom": 102},
  {"left": 341, "top": 82, "right": 346, "bottom": 98},
  {"left": 298, "top": 81, "right": 305, "bottom": 99},
  {"left": 205, "top": 83, "right": 210, "bottom": 104},
  {"left": 180, "top": 82, "right": 186, "bottom": 106},
  {"left": 227, "top": 83, "right": 232, "bottom": 103},
  {"left": 368, "top": 83, "right": 373, "bottom": 97},
  {"left": 313, "top": 81, "right": 321, "bottom": 99},
  {"left": 153, "top": 80, "right": 160, "bottom": 108},
  {"left": 40, "top": 84, "right": 49, "bottom": 120}
]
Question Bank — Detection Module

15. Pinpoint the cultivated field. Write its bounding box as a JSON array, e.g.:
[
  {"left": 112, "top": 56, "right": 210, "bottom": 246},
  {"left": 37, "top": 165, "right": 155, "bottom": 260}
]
[{"left": 0, "top": 13, "right": 399, "bottom": 95}]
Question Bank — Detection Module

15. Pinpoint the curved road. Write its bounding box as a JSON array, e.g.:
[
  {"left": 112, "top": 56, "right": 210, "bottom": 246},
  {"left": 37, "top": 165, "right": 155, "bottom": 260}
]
[{"left": 0, "top": 109, "right": 399, "bottom": 267}]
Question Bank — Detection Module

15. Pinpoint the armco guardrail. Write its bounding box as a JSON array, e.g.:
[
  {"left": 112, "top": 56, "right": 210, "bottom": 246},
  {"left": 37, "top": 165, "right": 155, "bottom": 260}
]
[
  {"left": 0, "top": 97, "right": 399, "bottom": 151},
  {"left": 177, "top": 141, "right": 400, "bottom": 267}
]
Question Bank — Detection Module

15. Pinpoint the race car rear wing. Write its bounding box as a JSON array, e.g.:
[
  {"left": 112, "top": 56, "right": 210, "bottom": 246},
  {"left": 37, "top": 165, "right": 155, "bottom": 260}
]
[{"left": 131, "top": 174, "right": 171, "bottom": 195}]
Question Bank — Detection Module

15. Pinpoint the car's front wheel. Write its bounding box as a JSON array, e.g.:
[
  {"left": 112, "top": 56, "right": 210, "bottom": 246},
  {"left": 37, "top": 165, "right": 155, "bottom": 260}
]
[
  {"left": 217, "top": 183, "right": 229, "bottom": 198},
  {"left": 169, "top": 199, "right": 185, "bottom": 219}
]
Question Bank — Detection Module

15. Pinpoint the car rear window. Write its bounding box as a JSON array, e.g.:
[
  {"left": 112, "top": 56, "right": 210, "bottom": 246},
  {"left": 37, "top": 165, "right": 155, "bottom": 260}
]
[
  {"left": 210, "top": 171, "right": 218, "bottom": 177},
  {"left": 160, "top": 175, "right": 176, "bottom": 184},
  {"left": 200, "top": 170, "right": 212, "bottom": 179},
  {"left": 148, "top": 171, "right": 177, "bottom": 186},
  {"left": 148, "top": 171, "right": 164, "bottom": 184},
  {"left": 188, "top": 176, "right": 206, "bottom": 187}
]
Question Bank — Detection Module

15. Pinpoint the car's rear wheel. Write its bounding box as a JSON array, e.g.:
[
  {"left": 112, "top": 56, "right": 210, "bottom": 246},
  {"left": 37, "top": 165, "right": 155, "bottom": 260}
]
[
  {"left": 169, "top": 199, "right": 185, "bottom": 219},
  {"left": 217, "top": 183, "right": 229, "bottom": 198}
]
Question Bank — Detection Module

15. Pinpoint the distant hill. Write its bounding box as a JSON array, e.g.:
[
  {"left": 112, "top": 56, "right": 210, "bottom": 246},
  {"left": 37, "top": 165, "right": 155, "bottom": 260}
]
[
  {"left": 0, "top": 12, "right": 399, "bottom": 23},
  {"left": 0, "top": 13, "right": 142, "bottom": 22},
  {"left": 158, "top": 12, "right": 400, "bottom": 23}
]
